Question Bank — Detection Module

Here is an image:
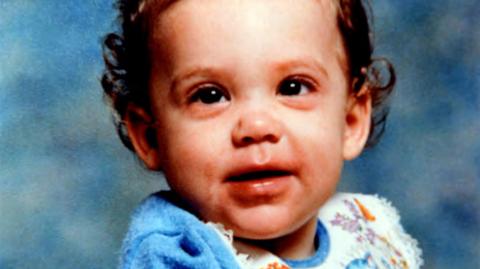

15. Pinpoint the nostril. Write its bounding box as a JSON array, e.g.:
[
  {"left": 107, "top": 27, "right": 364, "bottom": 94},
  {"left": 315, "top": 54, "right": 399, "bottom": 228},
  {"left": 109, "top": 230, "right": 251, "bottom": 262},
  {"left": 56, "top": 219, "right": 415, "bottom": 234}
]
[
  {"left": 239, "top": 133, "right": 279, "bottom": 146},
  {"left": 264, "top": 134, "right": 279, "bottom": 143},
  {"left": 241, "top": 136, "right": 254, "bottom": 144}
]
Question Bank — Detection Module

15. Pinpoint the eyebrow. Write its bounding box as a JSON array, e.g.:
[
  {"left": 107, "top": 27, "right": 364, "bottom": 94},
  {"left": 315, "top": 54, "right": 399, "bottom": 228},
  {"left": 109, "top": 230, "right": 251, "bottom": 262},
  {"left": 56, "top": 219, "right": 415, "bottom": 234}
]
[
  {"left": 171, "top": 66, "right": 223, "bottom": 91},
  {"left": 271, "top": 58, "right": 330, "bottom": 79},
  {"left": 170, "top": 58, "right": 330, "bottom": 91}
]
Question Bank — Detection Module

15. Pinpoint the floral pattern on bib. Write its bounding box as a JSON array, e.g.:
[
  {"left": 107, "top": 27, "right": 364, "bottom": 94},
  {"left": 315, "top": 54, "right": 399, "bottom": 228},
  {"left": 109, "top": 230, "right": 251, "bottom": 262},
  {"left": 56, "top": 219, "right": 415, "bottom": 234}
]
[{"left": 330, "top": 198, "right": 410, "bottom": 268}]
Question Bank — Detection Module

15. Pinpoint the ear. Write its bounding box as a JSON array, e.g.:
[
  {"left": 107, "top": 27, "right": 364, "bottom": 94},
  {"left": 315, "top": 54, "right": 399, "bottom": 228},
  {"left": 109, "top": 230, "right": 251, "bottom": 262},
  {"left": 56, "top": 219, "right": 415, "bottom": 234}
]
[
  {"left": 124, "top": 104, "right": 162, "bottom": 170},
  {"left": 342, "top": 85, "right": 372, "bottom": 160}
]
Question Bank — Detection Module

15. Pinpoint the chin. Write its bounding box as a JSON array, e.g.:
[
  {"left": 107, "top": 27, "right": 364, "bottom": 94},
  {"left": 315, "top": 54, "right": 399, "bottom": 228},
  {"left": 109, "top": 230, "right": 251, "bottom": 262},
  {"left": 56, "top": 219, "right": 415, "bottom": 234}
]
[{"left": 224, "top": 205, "right": 307, "bottom": 240}]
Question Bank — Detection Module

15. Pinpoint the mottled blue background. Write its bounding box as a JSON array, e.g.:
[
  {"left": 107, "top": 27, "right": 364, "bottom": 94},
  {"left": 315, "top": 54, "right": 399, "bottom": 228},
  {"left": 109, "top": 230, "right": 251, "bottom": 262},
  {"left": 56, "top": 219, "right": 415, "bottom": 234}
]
[{"left": 0, "top": 0, "right": 478, "bottom": 268}]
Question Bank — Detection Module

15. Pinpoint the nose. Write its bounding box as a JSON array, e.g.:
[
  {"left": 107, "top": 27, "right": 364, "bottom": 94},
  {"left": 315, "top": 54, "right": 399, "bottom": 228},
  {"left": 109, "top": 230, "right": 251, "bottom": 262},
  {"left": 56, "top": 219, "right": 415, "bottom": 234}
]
[{"left": 231, "top": 110, "right": 283, "bottom": 147}]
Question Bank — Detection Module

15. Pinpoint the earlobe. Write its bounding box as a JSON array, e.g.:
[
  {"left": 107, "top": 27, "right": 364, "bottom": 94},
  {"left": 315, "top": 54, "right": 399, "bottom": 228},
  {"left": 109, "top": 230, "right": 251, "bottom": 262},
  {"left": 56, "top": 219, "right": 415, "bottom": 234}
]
[
  {"left": 124, "top": 104, "right": 162, "bottom": 170},
  {"left": 342, "top": 86, "right": 372, "bottom": 160}
]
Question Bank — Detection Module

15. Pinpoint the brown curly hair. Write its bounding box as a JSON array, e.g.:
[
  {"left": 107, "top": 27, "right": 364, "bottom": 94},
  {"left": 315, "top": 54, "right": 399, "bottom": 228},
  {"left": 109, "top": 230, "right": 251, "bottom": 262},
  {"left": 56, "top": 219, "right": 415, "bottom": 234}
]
[{"left": 102, "top": 0, "right": 395, "bottom": 151}]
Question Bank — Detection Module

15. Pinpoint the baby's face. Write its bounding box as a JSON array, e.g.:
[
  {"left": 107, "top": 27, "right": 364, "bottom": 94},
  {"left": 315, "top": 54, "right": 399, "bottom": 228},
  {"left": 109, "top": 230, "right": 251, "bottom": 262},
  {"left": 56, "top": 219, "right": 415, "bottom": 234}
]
[{"left": 139, "top": 0, "right": 370, "bottom": 239}]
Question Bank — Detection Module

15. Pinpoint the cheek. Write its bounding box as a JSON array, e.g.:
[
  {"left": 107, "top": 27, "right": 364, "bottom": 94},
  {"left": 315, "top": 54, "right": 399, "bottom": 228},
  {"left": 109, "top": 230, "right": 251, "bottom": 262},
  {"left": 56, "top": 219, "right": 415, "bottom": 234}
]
[
  {"left": 286, "top": 107, "right": 346, "bottom": 150},
  {"left": 157, "top": 119, "right": 225, "bottom": 182},
  {"left": 301, "top": 137, "right": 343, "bottom": 184},
  {"left": 285, "top": 110, "right": 345, "bottom": 183},
  {"left": 298, "top": 140, "right": 343, "bottom": 211},
  {"left": 156, "top": 119, "right": 232, "bottom": 219},
  {"left": 157, "top": 128, "right": 215, "bottom": 209}
]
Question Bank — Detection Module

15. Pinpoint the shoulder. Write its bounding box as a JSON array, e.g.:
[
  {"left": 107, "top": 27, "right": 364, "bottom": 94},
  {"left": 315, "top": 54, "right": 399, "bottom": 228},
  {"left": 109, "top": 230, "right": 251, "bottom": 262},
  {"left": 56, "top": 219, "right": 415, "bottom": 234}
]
[
  {"left": 119, "top": 192, "right": 240, "bottom": 269},
  {"left": 318, "top": 193, "right": 423, "bottom": 269}
]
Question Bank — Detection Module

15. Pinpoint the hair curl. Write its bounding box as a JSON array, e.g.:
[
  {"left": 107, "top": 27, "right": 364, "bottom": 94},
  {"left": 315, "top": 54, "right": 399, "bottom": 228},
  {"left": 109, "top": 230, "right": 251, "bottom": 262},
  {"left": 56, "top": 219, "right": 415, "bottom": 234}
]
[{"left": 102, "top": 0, "right": 395, "bottom": 151}]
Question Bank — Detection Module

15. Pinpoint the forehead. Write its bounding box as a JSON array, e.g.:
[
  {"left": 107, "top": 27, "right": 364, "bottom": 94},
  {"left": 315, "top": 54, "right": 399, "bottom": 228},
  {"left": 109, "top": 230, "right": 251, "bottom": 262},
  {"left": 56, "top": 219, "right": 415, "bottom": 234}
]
[
  {"left": 148, "top": 0, "right": 342, "bottom": 52},
  {"left": 139, "top": 0, "right": 339, "bottom": 25},
  {"left": 144, "top": 0, "right": 346, "bottom": 78}
]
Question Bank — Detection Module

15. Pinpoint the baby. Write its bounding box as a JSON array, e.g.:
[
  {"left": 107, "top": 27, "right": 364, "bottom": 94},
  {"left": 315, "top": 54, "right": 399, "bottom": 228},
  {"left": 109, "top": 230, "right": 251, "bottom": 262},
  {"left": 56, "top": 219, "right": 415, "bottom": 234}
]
[{"left": 102, "top": 0, "right": 423, "bottom": 268}]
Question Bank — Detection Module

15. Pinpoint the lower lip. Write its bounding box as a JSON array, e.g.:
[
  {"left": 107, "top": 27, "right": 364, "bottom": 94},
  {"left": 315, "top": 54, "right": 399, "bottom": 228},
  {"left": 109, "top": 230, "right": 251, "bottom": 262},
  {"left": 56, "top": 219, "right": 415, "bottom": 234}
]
[{"left": 225, "top": 175, "right": 293, "bottom": 204}]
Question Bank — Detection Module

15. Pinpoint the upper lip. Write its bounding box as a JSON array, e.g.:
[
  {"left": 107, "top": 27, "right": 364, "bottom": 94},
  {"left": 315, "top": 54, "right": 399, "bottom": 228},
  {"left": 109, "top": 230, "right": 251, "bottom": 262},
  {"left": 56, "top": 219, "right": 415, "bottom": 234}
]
[{"left": 225, "top": 163, "right": 294, "bottom": 182}]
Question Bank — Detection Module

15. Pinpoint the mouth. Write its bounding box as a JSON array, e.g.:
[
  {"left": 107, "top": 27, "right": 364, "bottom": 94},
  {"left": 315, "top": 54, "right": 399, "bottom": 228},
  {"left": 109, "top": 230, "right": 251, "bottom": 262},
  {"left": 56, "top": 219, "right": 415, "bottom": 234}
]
[
  {"left": 225, "top": 168, "right": 294, "bottom": 203},
  {"left": 227, "top": 170, "right": 292, "bottom": 182}
]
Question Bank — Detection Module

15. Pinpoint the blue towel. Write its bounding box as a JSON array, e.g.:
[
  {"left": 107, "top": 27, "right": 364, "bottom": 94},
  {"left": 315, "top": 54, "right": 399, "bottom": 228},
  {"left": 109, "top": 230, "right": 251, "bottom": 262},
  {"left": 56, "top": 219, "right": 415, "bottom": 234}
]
[{"left": 120, "top": 192, "right": 241, "bottom": 269}]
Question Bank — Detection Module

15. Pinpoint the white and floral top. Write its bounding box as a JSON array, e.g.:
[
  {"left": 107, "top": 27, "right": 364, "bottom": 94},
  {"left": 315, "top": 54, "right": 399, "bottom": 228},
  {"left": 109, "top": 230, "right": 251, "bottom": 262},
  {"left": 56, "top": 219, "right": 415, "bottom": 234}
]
[{"left": 210, "top": 193, "right": 423, "bottom": 269}]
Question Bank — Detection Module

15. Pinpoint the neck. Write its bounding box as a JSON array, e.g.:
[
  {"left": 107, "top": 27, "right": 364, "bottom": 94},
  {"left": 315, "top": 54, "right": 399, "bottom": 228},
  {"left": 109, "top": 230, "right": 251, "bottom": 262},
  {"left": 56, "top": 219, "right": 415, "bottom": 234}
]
[{"left": 241, "top": 216, "right": 318, "bottom": 260}]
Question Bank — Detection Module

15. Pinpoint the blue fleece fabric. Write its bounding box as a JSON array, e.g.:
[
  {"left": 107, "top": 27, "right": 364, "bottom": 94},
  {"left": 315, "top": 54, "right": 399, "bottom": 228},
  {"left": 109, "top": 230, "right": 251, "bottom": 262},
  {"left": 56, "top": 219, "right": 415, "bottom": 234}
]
[{"left": 119, "top": 192, "right": 241, "bottom": 269}]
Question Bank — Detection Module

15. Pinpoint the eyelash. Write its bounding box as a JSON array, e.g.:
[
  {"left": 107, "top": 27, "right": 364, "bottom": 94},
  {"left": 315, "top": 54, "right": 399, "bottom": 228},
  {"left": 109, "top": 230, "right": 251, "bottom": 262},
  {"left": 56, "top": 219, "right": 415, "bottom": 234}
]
[
  {"left": 188, "top": 84, "right": 230, "bottom": 104},
  {"left": 186, "top": 76, "right": 316, "bottom": 105},
  {"left": 277, "top": 76, "right": 316, "bottom": 96}
]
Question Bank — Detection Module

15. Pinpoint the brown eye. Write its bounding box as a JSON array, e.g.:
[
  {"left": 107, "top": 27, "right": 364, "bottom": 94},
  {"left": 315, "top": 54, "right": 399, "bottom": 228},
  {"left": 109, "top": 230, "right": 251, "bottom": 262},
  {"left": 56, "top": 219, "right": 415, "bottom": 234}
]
[
  {"left": 189, "top": 86, "right": 229, "bottom": 104},
  {"left": 278, "top": 78, "right": 312, "bottom": 96}
]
